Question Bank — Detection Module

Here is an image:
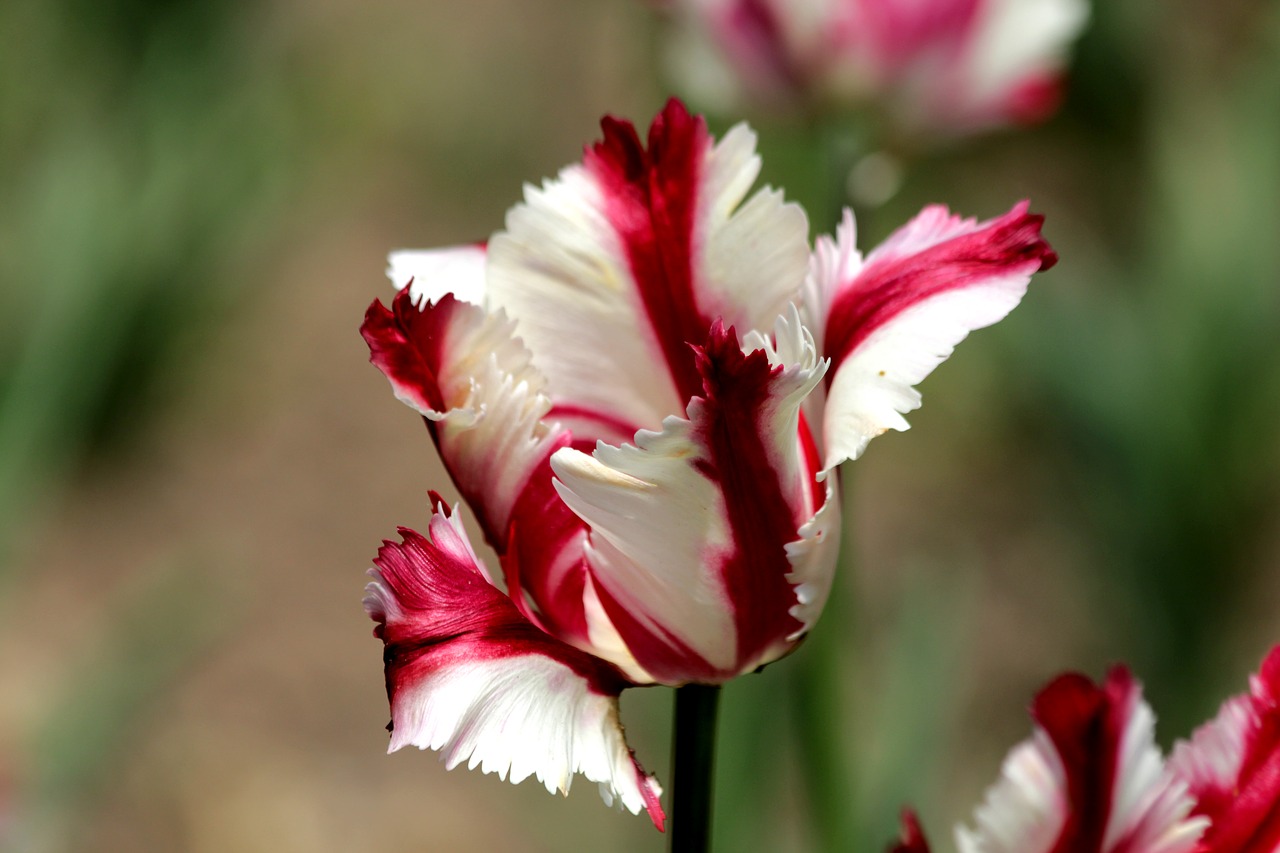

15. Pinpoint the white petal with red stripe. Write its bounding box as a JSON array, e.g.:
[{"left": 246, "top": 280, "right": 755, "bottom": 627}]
[
  {"left": 486, "top": 99, "right": 809, "bottom": 442},
  {"left": 1106, "top": 695, "right": 1206, "bottom": 853},
  {"left": 361, "top": 291, "right": 566, "bottom": 553},
  {"left": 814, "top": 202, "right": 1057, "bottom": 471},
  {"left": 364, "top": 506, "right": 664, "bottom": 827},
  {"left": 549, "top": 319, "right": 828, "bottom": 684},
  {"left": 363, "top": 284, "right": 650, "bottom": 676},
  {"left": 743, "top": 306, "right": 841, "bottom": 637},
  {"left": 955, "top": 667, "right": 1204, "bottom": 853}
]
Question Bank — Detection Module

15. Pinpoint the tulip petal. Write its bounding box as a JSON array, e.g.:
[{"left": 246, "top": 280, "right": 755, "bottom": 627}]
[
  {"left": 366, "top": 284, "right": 660, "bottom": 676},
  {"left": 550, "top": 316, "right": 830, "bottom": 684},
  {"left": 955, "top": 732, "right": 1065, "bottom": 853},
  {"left": 386, "top": 243, "right": 488, "bottom": 307},
  {"left": 364, "top": 504, "right": 665, "bottom": 829},
  {"left": 487, "top": 98, "right": 810, "bottom": 443},
  {"left": 955, "top": 667, "right": 1205, "bottom": 853},
  {"left": 1167, "top": 646, "right": 1280, "bottom": 853},
  {"left": 361, "top": 290, "right": 567, "bottom": 548},
  {"left": 362, "top": 290, "right": 651, "bottom": 675},
  {"left": 816, "top": 202, "right": 1056, "bottom": 471}
]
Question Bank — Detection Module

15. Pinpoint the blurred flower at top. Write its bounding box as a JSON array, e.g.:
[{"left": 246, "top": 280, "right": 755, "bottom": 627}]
[
  {"left": 652, "top": 0, "right": 1089, "bottom": 138},
  {"left": 894, "top": 645, "right": 1280, "bottom": 853},
  {"left": 361, "top": 98, "right": 1056, "bottom": 825}
]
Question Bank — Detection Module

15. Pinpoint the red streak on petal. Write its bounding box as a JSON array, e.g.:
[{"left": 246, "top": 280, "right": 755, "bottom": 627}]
[
  {"left": 1034, "top": 666, "right": 1132, "bottom": 853},
  {"left": 361, "top": 289, "right": 454, "bottom": 414},
  {"left": 370, "top": 524, "right": 666, "bottom": 829},
  {"left": 547, "top": 402, "right": 639, "bottom": 448},
  {"left": 501, "top": 458, "right": 593, "bottom": 648},
  {"left": 797, "top": 408, "right": 824, "bottom": 512},
  {"left": 362, "top": 290, "right": 595, "bottom": 648},
  {"left": 823, "top": 202, "right": 1057, "bottom": 371},
  {"left": 690, "top": 321, "right": 809, "bottom": 668},
  {"left": 371, "top": 525, "right": 628, "bottom": 703},
  {"left": 362, "top": 291, "right": 526, "bottom": 547},
  {"left": 640, "top": 773, "right": 667, "bottom": 832},
  {"left": 586, "top": 98, "right": 713, "bottom": 406},
  {"left": 592, "top": 576, "right": 723, "bottom": 684}
]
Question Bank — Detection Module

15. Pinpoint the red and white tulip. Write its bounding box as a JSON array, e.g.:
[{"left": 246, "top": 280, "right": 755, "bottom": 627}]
[
  {"left": 896, "top": 646, "right": 1280, "bottom": 853},
  {"left": 655, "top": 0, "right": 1089, "bottom": 136},
  {"left": 1167, "top": 646, "right": 1280, "bottom": 852},
  {"left": 361, "top": 98, "right": 1056, "bottom": 824}
]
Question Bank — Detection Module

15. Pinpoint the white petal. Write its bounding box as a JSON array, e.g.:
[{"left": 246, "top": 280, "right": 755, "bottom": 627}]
[
  {"left": 551, "top": 425, "right": 741, "bottom": 674},
  {"left": 389, "top": 652, "right": 661, "bottom": 819},
  {"left": 955, "top": 733, "right": 1066, "bottom": 853},
  {"left": 488, "top": 164, "right": 681, "bottom": 432},
  {"left": 816, "top": 203, "right": 1054, "bottom": 470},
  {"left": 366, "top": 513, "right": 664, "bottom": 826},
  {"left": 387, "top": 244, "right": 487, "bottom": 306},
  {"left": 696, "top": 123, "right": 811, "bottom": 334},
  {"left": 821, "top": 277, "right": 1028, "bottom": 468},
  {"left": 1104, "top": 699, "right": 1207, "bottom": 853}
]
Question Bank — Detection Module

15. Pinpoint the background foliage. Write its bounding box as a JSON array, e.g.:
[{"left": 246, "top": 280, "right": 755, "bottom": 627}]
[{"left": 1, "top": 0, "right": 1277, "bottom": 850}]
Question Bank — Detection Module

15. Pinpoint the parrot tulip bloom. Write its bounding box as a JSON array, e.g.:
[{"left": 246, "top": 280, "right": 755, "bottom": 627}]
[
  {"left": 1167, "top": 646, "right": 1280, "bottom": 852},
  {"left": 655, "top": 0, "right": 1089, "bottom": 136},
  {"left": 895, "top": 646, "right": 1280, "bottom": 853},
  {"left": 361, "top": 98, "right": 1055, "bottom": 823}
]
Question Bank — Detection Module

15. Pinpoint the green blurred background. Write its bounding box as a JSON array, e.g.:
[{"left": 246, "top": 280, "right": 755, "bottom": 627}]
[{"left": 1, "top": 0, "right": 1277, "bottom": 851}]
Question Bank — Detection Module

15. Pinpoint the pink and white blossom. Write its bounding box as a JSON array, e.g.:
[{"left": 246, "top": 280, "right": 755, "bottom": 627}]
[
  {"left": 654, "top": 0, "right": 1089, "bottom": 136},
  {"left": 898, "top": 647, "right": 1280, "bottom": 853},
  {"left": 361, "top": 98, "right": 1055, "bottom": 823}
]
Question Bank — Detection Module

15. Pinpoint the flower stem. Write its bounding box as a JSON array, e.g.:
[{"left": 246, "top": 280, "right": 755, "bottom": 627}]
[{"left": 668, "top": 683, "right": 722, "bottom": 853}]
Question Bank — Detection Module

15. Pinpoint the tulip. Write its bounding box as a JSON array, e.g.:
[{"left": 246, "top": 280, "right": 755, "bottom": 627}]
[
  {"left": 895, "top": 646, "right": 1280, "bottom": 853},
  {"left": 1167, "top": 646, "right": 1280, "bottom": 853},
  {"left": 654, "top": 0, "right": 1089, "bottom": 137},
  {"left": 361, "top": 98, "right": 1056, "bottom": 826}
]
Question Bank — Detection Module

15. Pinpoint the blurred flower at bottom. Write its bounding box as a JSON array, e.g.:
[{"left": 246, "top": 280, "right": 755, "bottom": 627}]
[{"left": 895, "top": 645, "right": 1280, "bottom": 853}]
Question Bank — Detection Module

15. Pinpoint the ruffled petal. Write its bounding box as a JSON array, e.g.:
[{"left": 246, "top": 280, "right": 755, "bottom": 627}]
[
  {"left": 486, "top": 98, "right": 810, "bottom": 443},
  {"left": 955, "top": 667, "right": 1205, "bottom": 853},
  {"left": 360, "top": 290, "right": 567, "bottom": 549},
  {"left": 1167, "top": 646, "right": 1280, "bottom": 853},
  {"left": 815, "top": 201, "right": 1057, "bottom": 471},
  {"left": 362, "top": 290, "right": 655, "bottom": 679},
  {"left": 360, "top": 292, "right": 588, "bottom": 646},
  {"left": 364, "top": 504, "right": 665, "bottom": 829},
  {"left": 386, "top": 243, "right": 488, "bottom": 306},
  {"left": 549, "top": 315, "right": 830, "bottom": 684}
]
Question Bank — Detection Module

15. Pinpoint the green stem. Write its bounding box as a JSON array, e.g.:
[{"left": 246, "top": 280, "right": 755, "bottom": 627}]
[
  {"left": 790, "top": 578, "right": 858, "bottom": 851},
  {"left": 668, "top": 684, "right": 722, "bottom": 853}
]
